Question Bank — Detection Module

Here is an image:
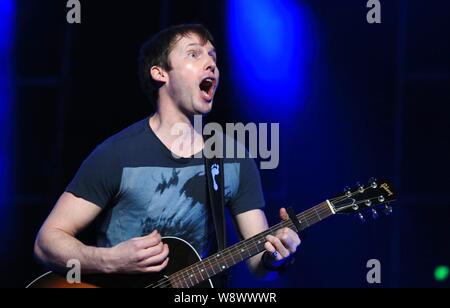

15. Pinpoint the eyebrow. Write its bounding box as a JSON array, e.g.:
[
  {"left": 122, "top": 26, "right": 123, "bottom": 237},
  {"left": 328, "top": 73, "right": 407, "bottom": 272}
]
[{"left": 185, "top": 43, "right": 216, "bottom": 55}]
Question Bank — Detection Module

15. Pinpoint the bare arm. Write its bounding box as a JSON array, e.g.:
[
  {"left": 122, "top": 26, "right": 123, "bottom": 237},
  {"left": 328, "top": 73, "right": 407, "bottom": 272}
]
[
  {"left": 234, "top": 208, "right": 301, "bottom": 280},
  {"left": 34, "top": 192, "right": 169, "bottom": 274}
]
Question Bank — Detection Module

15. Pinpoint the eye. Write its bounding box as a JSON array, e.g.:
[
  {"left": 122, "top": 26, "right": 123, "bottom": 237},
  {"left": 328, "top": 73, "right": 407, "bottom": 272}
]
[{"left": 188, "top": 50, "right": 200, "bottom": 59}]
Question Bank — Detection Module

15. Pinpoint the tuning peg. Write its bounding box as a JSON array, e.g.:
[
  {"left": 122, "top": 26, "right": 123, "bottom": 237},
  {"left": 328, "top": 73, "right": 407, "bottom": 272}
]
[
  {"left": 358, "top": 213, "right": 366, "bottom": 223},
  {"left": 344, "top": 186, "right": 351, "bottom": 197},
  {"left": 383, "top": 205, "right": 393, "bottom": 215},
  {"left": 356, "top": 182, "right": 364, "bottom": 193},
  {"left": 369, "top": 177, "right": 378, "bottom": 188},
  {"left": 371, "top": 208, "right": 379, "bottom": 219}
]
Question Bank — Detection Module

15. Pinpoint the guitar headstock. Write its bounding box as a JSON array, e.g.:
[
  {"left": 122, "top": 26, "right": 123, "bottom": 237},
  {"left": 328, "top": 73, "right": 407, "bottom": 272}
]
[{"left": 329, "top": 178, "right": 396, "bottom": 221}]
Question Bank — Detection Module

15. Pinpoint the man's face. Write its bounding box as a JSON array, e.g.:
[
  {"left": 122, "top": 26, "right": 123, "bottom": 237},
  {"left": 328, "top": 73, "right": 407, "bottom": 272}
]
[{"left": 164, "top": 33, "right": 219, "bottom": 115}]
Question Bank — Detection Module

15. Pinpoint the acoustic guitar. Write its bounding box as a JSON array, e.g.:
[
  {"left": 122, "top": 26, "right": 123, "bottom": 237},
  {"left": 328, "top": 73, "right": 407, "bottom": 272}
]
[{"left": 27, "top": 178, "right": 396, "bottom": 288}]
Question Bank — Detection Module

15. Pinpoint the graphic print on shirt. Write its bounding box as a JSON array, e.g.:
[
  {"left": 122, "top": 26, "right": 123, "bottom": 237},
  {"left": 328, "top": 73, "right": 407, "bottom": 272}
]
[{"left": 99, "top": 164, "right": 239, "bottom": 257}]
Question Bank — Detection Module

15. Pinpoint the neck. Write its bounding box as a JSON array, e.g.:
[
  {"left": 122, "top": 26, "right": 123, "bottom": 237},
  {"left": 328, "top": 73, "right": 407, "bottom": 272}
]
[{"left": 150, "top": 102, "right": 204, "bottom": 157}]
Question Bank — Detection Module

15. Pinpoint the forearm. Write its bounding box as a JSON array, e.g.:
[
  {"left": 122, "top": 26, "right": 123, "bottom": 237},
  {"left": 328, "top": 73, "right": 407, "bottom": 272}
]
[{"left": 34, "top": 228, "right": 111, "bottom": 274}]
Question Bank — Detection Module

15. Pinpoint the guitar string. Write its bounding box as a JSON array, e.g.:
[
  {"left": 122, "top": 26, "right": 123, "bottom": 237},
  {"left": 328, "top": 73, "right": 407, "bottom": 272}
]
[
  {"left": 155, "top": 193, "right": 392, "bottom": 288},
  {"left": 148, "top": 208, "right": 331, "bottom": 288},
  {"left": 149, "top": 187, "right": 386, "bottom": 288},
  {"left": 328, "top": 183, "right": 381, "bottom": 205},
  {"left": 148, "top": 206, "right": 331, "bottom": 288},
  {"left": 148, "top": 205, "right": 332, "bottom": 288},
  {"left": 151, "top": 192, "right": 389, "bottom": 289},
  {"left": 159, "top": 186, "right": 376, "bottom": 287}
]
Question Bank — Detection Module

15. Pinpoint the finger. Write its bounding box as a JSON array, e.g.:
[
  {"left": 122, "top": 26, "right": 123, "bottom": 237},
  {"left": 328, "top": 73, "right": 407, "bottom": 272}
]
[
  {"left": 284, "top": 227, "right": 301, "bottom": 246},
  {"left": 139, "top": 244, "right": 169, "bottom": 267},
  {"left": 135, "top": 231, "right": 161, "bottom": 249},
  {"left": 264, "top": 242, "right": 283, "bottom": 261},
  {"left": 266, "top": 235, "right": 290, "bottom": 258},
  {"left": 136, "top": 242, "right": 164, "bottom": 261},
  {"left": 142, "top": 257, "right": 169, "bottom": 273},
  {"left": 279, "top": 208, "right": 289, "bottom": 221},
  {"left": 278, "top": 229, "right": 298, "bottom": 254},
  {"left": 279, "top": 227, "right": 301, "bottom": 253},
  {"left": 136, "top": 230, "right": 158, "bottom": 240}
]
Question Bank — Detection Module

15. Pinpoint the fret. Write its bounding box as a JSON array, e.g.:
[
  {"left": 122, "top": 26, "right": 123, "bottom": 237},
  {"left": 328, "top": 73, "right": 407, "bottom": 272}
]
[
  {"left": 197, "top": 264, "right": 206, "bottom": 282},
  {"left": 170, "top": 276, "right": 183, "bottom": 288},
  {"left": 258, "top": 237, "right": 265, "bottom": 246},
  {"left": 217, "top": 257, "right": 227, "bottom": 271},
  {"left": 204, "top": 257, "right": 214, "bottom": 277},
  {"left": 182, "top": 275, "right": 189, "bottom": 288},
  {"left": 238, "top": 243, "right": 251, "bottom": 259},
  {"left": 301, "top": 214, "right": 310, "bottom": 227},
  {"left": 229, "top": 249, "right": 236, "bottom": 264},
  {"left": 248, "top": 240, "right": 261, "bottom": 256},
  {"left": 194, "top": 270, "right": 203, "bottom": 284},
  {"left": 221, "top": 252, "right": 230, "bottom": 268},
  {"left": 209, "top": 259, "right": 217, "bottom": 275},
  {"left": 213, "top": 256, "right": 223, "bottom": 273},
  {"left": 231, "top": 247, "right": 244, "bottom": 263},
  {"left": 204, "top": 263, "right": 213, "bottom": 278},
  {"left": 184, "top": 273, "right": 193, "bottom": 288},
  {"left": 314, "top": 207, "right": 322, "bottom": 221},
  {"left": 188, "top": 271, "right": 197, "bottom": 286},
  {"left": 245, "top": 241, "right": 254, "bottom": 257},
  {"left": 194, "top": 271, "right": 200, "bottom": 285}
]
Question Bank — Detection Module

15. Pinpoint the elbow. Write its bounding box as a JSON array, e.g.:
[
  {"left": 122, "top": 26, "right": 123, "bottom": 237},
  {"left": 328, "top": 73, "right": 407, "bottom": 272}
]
[
  {"left": 33, "top": 234, "right": 44, "bottom": 264},
  {"left": 33, "top": 230, "right": 49, "bottom": 265}
]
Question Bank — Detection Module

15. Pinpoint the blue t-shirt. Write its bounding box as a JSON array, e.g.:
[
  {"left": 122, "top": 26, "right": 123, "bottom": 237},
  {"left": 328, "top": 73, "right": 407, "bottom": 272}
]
[{"left": 66, "top": 117, "right": 265, "bottom": 258}]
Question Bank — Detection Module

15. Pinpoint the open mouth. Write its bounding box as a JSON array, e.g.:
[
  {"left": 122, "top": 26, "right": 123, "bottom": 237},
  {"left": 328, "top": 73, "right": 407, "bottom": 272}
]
[{"left": 199, "top": 77, "right": 216, "bottom": 101}]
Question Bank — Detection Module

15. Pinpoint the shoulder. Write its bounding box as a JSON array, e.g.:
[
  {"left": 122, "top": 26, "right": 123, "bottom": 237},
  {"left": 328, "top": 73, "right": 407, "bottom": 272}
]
[
  {"left": 83, "top": 118, "right": 149, "bottom": 164},
  {"left": 101, "top": 118, "right": 149, "bottom": 148}
]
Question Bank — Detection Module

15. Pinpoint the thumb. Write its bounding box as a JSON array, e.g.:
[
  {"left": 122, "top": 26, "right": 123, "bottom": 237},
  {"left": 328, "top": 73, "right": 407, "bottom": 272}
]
[{"left": 280, "top": 208, "right": 289, "bottom": 221}]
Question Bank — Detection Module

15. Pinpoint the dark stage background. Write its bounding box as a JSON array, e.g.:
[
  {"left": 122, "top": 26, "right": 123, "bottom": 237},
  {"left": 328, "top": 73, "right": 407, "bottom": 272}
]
[{"left": 0, "top": 0, "right": 449, "bottom": 288}]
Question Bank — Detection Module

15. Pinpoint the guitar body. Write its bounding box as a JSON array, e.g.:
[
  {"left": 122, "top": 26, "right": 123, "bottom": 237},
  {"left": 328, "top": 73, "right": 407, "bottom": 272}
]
[{"left": 26, "top": 237, "right": 214, "bottom": 288}]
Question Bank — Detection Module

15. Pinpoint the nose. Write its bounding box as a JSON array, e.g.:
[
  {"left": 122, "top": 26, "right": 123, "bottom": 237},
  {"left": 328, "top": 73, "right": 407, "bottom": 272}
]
[{"left": 205, "top": 56, "right": 217, "bottom": 74}]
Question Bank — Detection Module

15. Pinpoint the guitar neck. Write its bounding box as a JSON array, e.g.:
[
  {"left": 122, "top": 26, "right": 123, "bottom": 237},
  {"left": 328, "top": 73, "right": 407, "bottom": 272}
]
[{"left": 168, "top": 201, "right": 335, "bottom": 288}]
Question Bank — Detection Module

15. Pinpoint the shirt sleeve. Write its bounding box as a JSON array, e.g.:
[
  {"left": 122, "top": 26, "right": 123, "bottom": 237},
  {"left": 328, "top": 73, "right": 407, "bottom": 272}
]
[
  {"left": 65, "top": 141, "right": 122, "bottom": 209},
  {"left": 228, "top": 157, "right": 266, "bottom": 216}
]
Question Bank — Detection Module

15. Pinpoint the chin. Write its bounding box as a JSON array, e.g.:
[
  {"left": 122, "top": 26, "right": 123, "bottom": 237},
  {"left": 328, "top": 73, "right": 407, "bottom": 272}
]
[{"left": 194, "top": 102, "right": 213, "bottom": 115}]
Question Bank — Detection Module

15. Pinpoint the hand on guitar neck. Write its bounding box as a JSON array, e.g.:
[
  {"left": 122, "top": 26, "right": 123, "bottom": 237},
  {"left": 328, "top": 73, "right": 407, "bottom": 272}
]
[{"left": 263, "top": 208, "right": 301, "bottom": 263}]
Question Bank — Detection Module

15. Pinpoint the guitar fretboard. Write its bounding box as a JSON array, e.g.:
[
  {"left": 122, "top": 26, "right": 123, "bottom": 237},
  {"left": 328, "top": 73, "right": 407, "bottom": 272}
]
[{"left": 166, "top": 201, "right": 334, "bottom": 288}]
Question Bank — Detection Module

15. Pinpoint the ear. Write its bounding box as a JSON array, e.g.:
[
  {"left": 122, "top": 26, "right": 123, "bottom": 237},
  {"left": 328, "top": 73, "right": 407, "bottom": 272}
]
[{"left": 150, "top": 66, "right": 168, "bottom": 84}]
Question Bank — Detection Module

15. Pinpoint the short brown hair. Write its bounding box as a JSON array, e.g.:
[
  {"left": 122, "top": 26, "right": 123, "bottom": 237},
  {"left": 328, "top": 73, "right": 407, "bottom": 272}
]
[{"left": 138, "top": 24, "right": 214, "bottom": 106}]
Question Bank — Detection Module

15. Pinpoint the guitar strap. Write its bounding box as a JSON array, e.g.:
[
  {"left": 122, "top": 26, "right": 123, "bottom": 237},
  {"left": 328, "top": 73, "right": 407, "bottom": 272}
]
[
  {"left": 204, "top": 154, "right": 226, "bottom": 252},
  {"left": 203, "top": 133, "right": 228, "bottom": 287}
]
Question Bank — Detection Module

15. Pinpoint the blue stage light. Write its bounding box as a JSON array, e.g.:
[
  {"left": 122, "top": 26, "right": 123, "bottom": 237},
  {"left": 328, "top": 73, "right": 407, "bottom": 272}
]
[
  {"left": 227, "top": 0, "right": 312, "bottom": 119},
  {"left": 0, "top": 0, "right": 14, "bottom": 211}
]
